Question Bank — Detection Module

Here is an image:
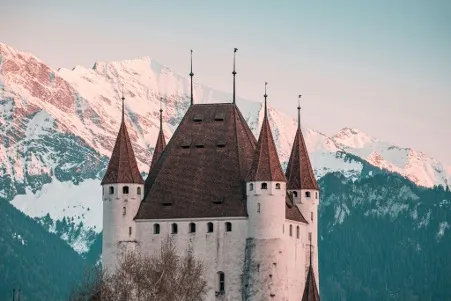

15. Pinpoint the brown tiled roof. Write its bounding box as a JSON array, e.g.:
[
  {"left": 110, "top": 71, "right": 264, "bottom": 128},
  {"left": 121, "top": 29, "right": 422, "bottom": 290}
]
[
  {"left": 301, "top": 263, "right": 320, "bottom": 301},
  {"left": 149, "top": 129, "right": 166, "bottom": 171},
  {"left": 246, "top": 109, "right": 286, "bottom": 182},
  {"left": 285, "top": 193, "right": 308, "bottom": 223},
  {"left": 101, "top": 121, "right": 144, "bottom": 185},
  {"left": 285, "top": 128, "right": 319, "bottom": 190},
  {"left": 136, "top": 103, "right": 257, "bottom": 219}
]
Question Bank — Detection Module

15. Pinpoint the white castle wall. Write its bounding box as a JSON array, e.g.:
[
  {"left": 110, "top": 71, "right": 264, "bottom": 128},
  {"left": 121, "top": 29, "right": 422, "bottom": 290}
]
[
  {"left": 102, "top": 182, "right": 144, "bottom": 272},
  {"left": 136, "top": 217, "right": 248, "bottom": 301}
]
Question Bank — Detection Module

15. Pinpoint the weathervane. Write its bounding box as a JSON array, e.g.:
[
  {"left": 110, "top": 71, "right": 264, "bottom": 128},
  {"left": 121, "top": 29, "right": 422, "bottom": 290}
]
[
  {"left": 233, "top": 48, "right": 238, "bottom": 104},
  {"left": 189, "top": 49, "right": 194, "bottom": 106},
  {"left": 298, "top": 94, "right": 302, "bottom": 129}
]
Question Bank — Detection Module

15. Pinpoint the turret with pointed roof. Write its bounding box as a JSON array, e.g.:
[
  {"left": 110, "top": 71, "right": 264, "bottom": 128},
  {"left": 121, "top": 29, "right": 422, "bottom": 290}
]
[
  {"left": 149, "top": 97, "right": 166, "bottom": 171},
  {"left": 302, "top": 243, "right": 320, "bottom": 301},
  {"left": 285, "top": 95, "right": 318, "bottom": 190},
  {"left": 246, "top": 83, "right": 285, "bottom": 182},
  {"left": 101, "top": 95, "right": 144, "bottom": 185}
]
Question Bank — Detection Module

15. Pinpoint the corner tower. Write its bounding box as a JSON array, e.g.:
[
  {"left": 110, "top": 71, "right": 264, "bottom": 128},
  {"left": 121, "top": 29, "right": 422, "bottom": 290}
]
[
  {"left": 285, "top": 95, "right": 320, "bottom": 286},
  {"left": 101, "top": 94, "right": 144, "bottom": 272}
]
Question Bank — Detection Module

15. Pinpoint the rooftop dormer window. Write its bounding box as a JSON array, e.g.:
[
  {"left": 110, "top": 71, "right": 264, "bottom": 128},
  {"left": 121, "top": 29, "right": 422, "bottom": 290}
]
[
  {"left": 214, "top": 113, "right": 225, "bottom": 121},
  {"left": 193, "top": 114, "right": 203, "bottom": 122}
]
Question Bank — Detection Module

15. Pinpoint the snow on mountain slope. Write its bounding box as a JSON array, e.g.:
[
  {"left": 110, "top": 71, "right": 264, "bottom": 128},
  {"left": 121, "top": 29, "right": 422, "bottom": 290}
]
[
  {"left": 0, "top": 42, "right": 449, "bottom": 253},
  {"left": 332, "top": 128, "right": 450, "bottom": 188}
]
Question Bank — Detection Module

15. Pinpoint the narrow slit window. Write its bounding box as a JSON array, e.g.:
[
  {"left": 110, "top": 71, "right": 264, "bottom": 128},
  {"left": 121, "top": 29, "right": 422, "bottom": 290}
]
[
  {"left": 289, "top": 225, "right": 293, "bottom": 237},
  {"left": 311, "top": 212, "right": 314, "bottom": 221},
  {"left": 315, "top": 192, "right": 318, "bottom": 199},
  {"left": 189, "top": 223, "right": 196, "bottom": 233},
  {"left": 109, "top": 186, "right": 114, "bottom": 194},
  {"left": 122, "top": 207, "right": 126, "bottom": 216},
  {"left": 137, "top": 187, "right": 141, "bottom": 195},
  {"left": 257, "top": 203, "right": 261, "bottom": 214},
  {"left": 207, "top": 222, "right": 214, "bottom": 233},
  {"left": 249, "top": 183, "right": 254, "bottom": 191},
  {"left": 218, "top": 272, "right": 225, "bottom": 293},
  {"left": 129, "top": 227, "right": 132, "bottom": 236},
  {"left": 296, "top": 226, "right": 300, "bottom": 239},
  {"left": 172, "top": 223, "right": 178, "bottom": 234},
  {"left": 308, "top": 232, "right": 312, "bottom": 242},
  {"left": 225, "top": 222, "right": 232, "bottom": 232},
  {"left": 154, "top": 224, "right": 160, "bottom": 234}
]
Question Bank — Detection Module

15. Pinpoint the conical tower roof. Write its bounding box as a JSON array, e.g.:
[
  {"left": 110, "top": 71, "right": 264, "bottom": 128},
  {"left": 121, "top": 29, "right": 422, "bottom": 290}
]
[
  {"left": 101, "top": 96, "right": 144, "bottom": 185},
  {"left": 149, "top": 101, "right": 167, "bottom": 170},
  {"left": 285, "top": 98, "right": 318, "bottom": 190},
  {"left": 246, "top": 84, "right": 285, "bottom": 182}
]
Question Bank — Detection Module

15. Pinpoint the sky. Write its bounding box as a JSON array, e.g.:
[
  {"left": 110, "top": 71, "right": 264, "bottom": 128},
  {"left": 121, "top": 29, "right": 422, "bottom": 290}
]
[{"left": 1, "top": 0, "right": 450, "bottom": 165}]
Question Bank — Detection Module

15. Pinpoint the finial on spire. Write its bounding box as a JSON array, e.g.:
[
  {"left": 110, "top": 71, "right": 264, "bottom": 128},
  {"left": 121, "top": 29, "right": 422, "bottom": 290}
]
[
  {"left": 264, "top": 82, "right": 268, "bottom": 114},
  {"left": 189, "top": 49, "right": 194, "bottom": 106},
  {"left": 232, "top": 48, "right": 238, "bottom": 104},
  {"left": 121, "top": 84, "right": 125, "bottom": 122},
  {"left": 298, "top": 94, "right": 302, "bottom": 129},
  {"left": 159, "top": 97, "right": 163, "bottom": 130}
]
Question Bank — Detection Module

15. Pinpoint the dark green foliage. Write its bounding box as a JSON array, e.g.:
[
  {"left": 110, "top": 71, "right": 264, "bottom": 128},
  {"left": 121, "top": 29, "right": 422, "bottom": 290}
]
[
  {"left": 0, "top": 200, "right": 90, "bottom": 301},
  {"left": 319, "top": 172, "right": 451, "bottom": 301}
]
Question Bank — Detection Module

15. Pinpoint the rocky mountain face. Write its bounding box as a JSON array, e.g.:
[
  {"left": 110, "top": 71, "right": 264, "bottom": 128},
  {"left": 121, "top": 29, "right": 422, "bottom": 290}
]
[{"left": 0, "top": 42, "right": 450, "bottom": 300}]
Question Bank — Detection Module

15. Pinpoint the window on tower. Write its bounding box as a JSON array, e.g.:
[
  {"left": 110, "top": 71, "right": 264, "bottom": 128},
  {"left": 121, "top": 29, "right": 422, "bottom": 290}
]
[
  {"left": 308, "top": 232, "right": 312, "bottom": 242},
  {"left": 171, "top": 223, "right": 178, "bottom": 234},
  {"left": 225, "top": 222, "right": 232, "bottom": 232},
  {"left": 129, "top": 227, "right": 132, "bottom": 236},
  {"left": 109, "top": 186, "right": 114, "bottom": 194},
  {"left": 305, "top": 191, "right": 311, "bottom": 198},
  {"left": 217, "top": 271, "right": 225, "bottom": 293},
  {"left": 257, "top": 203, "right": 261, "bottom": 213},
  {"left": 153, "top": 224, "right": 160, "bottom": 234},
  {"left": 311, "top": 212, "right": 314, "bottom": 221},
  {"left": 123, "top": 186, "right": 129, "bottom": 194},
  {"left": 289, "top": 225, "right": 293, "bottom": 237},
  {"left": 249, "top": 183, "right": 254, "bottom": 191},
  {"left": 122, "top": 207, "right": 126, "bottom": 216},
  {"left": 207, "top": 222, "right": 214, "bottom": 233},
  {"left": 293, "top": 191, "right": 298, "bottom": 197},
  {"left": 261, "top": 183, "right": 268, "bottom": 189},
  {"left": 296, "top": 226, "right": 300, "bottom": 239},
  {"left": 189, "top": 223, "right": 196, "bottom": 233},
  {"left": 275, "top": 183, "right": 281, "bottom": 190},
  {"left": 315, "top": 192, "right": 318, "bottom": 199},
  {"left": 137, "top": 187, "right": 141, "bottom": 195}
]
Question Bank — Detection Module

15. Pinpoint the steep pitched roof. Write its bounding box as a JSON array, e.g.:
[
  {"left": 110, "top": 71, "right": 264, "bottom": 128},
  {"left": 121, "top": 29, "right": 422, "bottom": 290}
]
[
  {"left": 285, "top": 127, "right": 319, "bottom": 190},
  {"left": 301, "top": 260, "right": 320, "bottom": 301},
  {"left": 246, "top": 104, "right": 286, "bottom": 182},
  {"left": 285, "top": 193, "right": 308, "bottom": 223},
  {"left": 136, "top": 103, "right": 257, "bottom": 219},
  {"left": 101, "top": 120, "right": 144, "bottom": 185},
  {"left": 149, "top": 108, "right": 167, "bottom": 171}
]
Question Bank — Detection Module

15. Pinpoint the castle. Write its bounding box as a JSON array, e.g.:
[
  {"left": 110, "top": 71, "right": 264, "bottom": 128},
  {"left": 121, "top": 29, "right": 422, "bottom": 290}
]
[{"left": 101, "top": 50, "right": 320, "bottom": 301}]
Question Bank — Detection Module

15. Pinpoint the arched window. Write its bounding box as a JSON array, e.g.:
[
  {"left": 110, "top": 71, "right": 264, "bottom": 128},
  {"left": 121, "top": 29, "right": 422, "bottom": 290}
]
[
  {"left": 315, "top": 192, "right": 318, "bottom": 199},
  {"left": 225, "top": 222, "right": 232, "bottom": 232},
  {"left": 109, "top": 186, "right": 114, "bottom": 194},
  {"left": 261, "top": 183, "right": 268, "bottom": 190},
  {"left": 217, "top": 272, "right": 225, "bottom": 293},
  {"left": 275, "top": 183, "right": 281, "bottom": 190},
  {"left": 296, "top": 226, "right": 300, "bottom": 239},
  {"left": 189, "top": 223, "right": 196, "bottom": 233},
  {"left": 123, "top": 186, "right": 129, "bottom": 194},
  {"left": 153, "top": 224, "right": 160, "bottom": 234},
  {"left": 249, "top": 183, "right": 254, "bottom": 191},
  {"left": 207, "top": 222, "right": 214, "bottom": 233},
  {"left": 305, "top": 191, "right": 311, "bottom": 198},
  {"left": 293, "top": 191, "right": 298, "bottom": 197},
  {"left": 137, "top": 187, "right": 141, "bottom": 195},
  {"left": 171, "top": 223, "right": 178, "bottom": 234},
  {"left": 122, "top": 207, "right": 126, "bottom": 216},
  {"left": 289, "top": 225, "right": 293, "bottom": 237}
]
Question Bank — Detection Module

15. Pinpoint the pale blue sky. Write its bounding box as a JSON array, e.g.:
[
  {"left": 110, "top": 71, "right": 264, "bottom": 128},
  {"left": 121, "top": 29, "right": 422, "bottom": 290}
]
[{"left": 1, "top": 0, "right": 450, "bottom": 165}]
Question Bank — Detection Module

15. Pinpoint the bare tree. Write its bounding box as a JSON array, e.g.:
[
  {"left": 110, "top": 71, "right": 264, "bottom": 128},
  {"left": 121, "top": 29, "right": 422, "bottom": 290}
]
[{"left": 69, "top": 237, "right": 207, "bottom": 301}]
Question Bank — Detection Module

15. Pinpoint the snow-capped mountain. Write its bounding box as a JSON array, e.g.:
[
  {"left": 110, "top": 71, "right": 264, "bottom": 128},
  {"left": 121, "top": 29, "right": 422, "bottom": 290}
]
[{"left": 0, "top": 42, "right": 449, "bottom": 253}]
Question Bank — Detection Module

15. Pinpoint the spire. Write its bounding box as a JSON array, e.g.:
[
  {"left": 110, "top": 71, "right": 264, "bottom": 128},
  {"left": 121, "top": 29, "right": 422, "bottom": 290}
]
[
  {"left": 150, "top": 97, "right": 167, "bottom": 170},
  {"left": 301, "top": 239, "right": 320, "bottom": 301},
  {"left": 101, "top": 94, "right": 144, "bottom": 185},
  {"left": 285, "top": 96, "right": 319, "bottom": 190},
  {"left": 246, "top": 82, "right": 285, "bottom": 182},
  {"left": 298, "top": 94, "right": 301, "bottom": 129},
  {"left": 232, "top": 48, "right": 238, "bottom": 104},
  {"left": 189, "top": 49, "right": 194, "bottom": 106}
]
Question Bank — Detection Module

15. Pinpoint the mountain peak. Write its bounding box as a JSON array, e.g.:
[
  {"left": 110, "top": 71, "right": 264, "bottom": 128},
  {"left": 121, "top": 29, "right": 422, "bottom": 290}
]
[{"left": 332, "top": 127, "right": 377, "bottom": 149}]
